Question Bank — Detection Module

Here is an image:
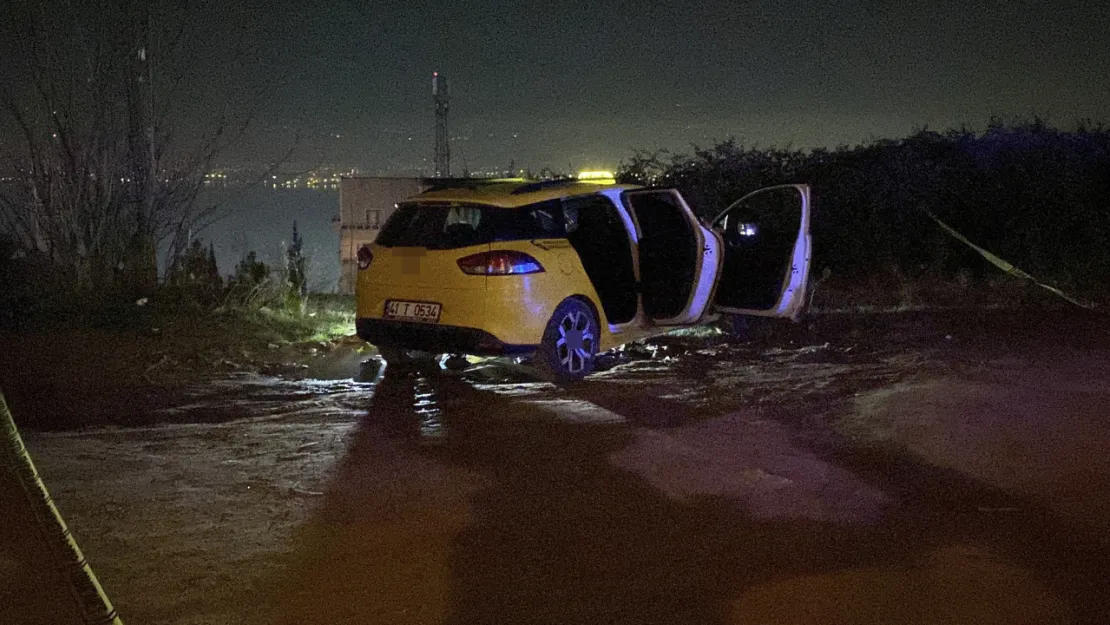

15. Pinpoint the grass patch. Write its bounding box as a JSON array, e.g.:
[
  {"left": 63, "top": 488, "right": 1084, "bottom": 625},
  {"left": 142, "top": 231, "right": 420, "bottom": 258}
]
[
  {"left": 0, "top": 291, "right": 358, "bottom": 394},
  {"left": 207, "top": 295, "right": 356, "bottom": 346}
]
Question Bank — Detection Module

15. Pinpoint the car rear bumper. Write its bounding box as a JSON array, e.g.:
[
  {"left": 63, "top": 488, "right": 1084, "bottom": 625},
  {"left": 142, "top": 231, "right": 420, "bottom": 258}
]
[{"left": 356, "top": 318, "right": 538, "bottom": 357}]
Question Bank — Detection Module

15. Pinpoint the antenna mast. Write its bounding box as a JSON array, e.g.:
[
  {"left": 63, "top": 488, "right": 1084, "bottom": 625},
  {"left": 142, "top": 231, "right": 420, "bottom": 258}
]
[{"left": 432, "top": 72, "right": 450, "bottom": 177}]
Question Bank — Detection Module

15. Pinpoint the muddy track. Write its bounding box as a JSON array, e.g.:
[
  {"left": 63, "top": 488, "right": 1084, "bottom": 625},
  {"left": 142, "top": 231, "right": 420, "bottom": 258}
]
[{"left": 9, "top": 308, "right": 1110, "bottom": 624}]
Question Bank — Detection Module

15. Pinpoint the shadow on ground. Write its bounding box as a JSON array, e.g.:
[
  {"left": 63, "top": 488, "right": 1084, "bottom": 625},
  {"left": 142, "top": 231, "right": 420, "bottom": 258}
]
[{"left": 245, "top": 354, "right": 1107, "bottom": 625}]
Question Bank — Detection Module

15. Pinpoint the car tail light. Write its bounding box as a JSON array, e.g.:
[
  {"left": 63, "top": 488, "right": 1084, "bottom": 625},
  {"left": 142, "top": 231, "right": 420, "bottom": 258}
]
[
  {"left": 356, "top": 245, "right": 373, "bottom": 270},
  {"left": 457, "top": 250, "right": 545, "bottom": 276}
]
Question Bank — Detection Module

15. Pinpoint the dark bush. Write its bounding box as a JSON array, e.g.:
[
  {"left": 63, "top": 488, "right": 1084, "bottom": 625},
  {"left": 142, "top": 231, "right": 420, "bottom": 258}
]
[
  {"left": 619, "top": 120, "right": 1110, "bottom": 302},
  {"left": 224, "top": 251, "right": 273, "bottom": 304},
  {"left": 165, "top": 239, "right": 224, "bottom": 310}
]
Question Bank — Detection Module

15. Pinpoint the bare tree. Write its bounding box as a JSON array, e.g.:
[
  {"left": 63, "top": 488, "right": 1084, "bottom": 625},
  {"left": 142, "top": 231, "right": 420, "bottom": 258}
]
[{"left": 0, "top": 0, "right": 277, "bottom": 293}]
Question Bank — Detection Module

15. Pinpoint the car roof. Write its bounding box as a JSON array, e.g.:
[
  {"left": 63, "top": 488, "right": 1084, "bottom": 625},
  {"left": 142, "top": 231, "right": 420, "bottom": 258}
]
[{"left": 409, "top": 178, "right": 643, "bottom": 208}]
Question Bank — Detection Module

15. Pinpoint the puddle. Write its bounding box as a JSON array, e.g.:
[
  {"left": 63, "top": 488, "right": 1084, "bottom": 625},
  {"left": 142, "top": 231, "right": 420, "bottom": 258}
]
[{"left": 150, "top": 374, "right": 377, "bottom": 425}]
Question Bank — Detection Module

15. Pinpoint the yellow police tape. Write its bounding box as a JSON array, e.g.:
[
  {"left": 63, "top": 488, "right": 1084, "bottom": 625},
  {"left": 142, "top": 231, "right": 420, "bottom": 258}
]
[
  {"left": 1, "top": 391, "right": 124, "bottom": 625},
  {"left": 922, "top": 209, "right": 1098, "bottom": 310}
]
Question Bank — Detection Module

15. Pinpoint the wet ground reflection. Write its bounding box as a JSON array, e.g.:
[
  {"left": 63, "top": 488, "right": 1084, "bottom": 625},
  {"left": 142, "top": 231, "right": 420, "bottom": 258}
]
[
  {"left": 18, "top": 311, "right": 1110, "bottom": 624},
  {"left": 241, "top": 347, "right": 1106, "bottom": 625}
]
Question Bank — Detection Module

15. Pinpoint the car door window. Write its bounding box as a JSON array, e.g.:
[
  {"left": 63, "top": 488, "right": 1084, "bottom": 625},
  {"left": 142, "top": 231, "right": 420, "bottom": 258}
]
[
  {"left": 378, "top": 200, "right": 567, "bottom": 249},
  {"left": 490, "top": 200, "right": 565, "bottom": 241}
]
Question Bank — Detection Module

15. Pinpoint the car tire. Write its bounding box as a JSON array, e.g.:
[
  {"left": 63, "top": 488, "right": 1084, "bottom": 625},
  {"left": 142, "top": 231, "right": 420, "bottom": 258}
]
[
  {"left": 537, "top": 298, "right": 599, "bottom": 382},
  {"left": 726, "top": 314, "right": 750, "bottom": 339}
]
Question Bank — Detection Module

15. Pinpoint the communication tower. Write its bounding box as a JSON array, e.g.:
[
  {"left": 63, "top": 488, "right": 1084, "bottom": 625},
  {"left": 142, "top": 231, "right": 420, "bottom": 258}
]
[{"left": 432, "top": 72, "right": 450, "bottom": 177}]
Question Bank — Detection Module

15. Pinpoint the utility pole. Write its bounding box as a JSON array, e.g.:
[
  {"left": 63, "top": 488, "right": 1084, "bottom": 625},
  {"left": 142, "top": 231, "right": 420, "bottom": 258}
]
[{"left": 432, "top": 72, "right": 450, "bottom": 178}]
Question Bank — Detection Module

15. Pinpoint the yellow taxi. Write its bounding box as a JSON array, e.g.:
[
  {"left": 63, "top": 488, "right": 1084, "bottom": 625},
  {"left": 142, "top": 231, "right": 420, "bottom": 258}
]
[{"left": 355, "top": 174, "right": 812, "bottom": 380}]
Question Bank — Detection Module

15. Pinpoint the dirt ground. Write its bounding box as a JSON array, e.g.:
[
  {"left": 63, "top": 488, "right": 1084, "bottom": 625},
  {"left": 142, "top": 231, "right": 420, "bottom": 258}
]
[{"left": 3, "top": 308, "right": 1109, "bottom": 624}]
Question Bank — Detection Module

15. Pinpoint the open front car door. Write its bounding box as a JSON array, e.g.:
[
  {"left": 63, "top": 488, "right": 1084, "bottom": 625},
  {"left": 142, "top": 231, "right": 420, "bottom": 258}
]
[{"left": 711, "top": 184, "right": 812, "bottom": 320}]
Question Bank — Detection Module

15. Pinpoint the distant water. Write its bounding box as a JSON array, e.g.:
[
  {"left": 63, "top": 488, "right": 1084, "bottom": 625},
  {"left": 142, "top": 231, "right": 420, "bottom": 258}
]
[{"left": 194, "top": 186, "right": 339, "bottom": 292}]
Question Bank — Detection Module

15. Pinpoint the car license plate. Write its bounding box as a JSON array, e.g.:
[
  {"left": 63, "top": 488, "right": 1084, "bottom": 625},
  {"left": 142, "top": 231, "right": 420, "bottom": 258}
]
[{"left": 384, "top": 300, "right": 441, "bottom": 323}]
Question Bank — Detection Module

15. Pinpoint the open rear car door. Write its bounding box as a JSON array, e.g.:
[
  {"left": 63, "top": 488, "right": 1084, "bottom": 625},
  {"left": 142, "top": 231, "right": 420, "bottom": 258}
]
[
  {"left": 623, "top": 189, "right": 721, "bottom": 326},
  {"left": 711, "top": 184, "right": 812, "bottom": 320}
]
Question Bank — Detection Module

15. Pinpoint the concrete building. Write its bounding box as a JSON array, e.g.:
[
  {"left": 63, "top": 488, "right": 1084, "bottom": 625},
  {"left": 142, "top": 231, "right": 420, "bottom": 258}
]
[{"left": 336, "top": 176, "right": 429, "bottom": 294}]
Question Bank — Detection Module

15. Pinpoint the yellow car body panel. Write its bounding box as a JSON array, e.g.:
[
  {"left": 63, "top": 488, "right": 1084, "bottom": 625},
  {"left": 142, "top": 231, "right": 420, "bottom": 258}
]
[
  {"left": 479, "top": 238, "right": 617, "bottom": 349},
  {"left": 356, "top": 182, "right": 648, "bottom": 357},
  {"left": 356, "top": 237, "right": 621, "bottom": 351},
  {"left": 356, "top": 242, "right": 488, "bottom": 329}
]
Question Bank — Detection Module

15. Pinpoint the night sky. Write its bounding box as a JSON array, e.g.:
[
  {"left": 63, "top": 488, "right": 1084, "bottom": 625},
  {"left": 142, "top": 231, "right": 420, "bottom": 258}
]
[{"left": 5, "top": 0, "right": 1110, "bottom": 174}]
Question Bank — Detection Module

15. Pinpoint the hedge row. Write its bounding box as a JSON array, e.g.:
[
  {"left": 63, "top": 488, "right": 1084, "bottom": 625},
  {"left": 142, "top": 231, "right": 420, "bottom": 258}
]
[{"left": 619, "top": 119, "right": 1110, "bottom": 300}]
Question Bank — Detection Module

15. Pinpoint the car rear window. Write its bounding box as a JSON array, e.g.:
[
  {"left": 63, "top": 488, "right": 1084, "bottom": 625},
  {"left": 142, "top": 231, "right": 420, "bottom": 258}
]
[{"left": 376, "top": 200, "right": 566, "bottom": 249}]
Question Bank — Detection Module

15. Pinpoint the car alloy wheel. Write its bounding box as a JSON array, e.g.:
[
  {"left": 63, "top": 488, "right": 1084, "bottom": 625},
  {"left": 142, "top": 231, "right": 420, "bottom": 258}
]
[{"left": 541, "top": 298, "right": 598, "bottom": 381}]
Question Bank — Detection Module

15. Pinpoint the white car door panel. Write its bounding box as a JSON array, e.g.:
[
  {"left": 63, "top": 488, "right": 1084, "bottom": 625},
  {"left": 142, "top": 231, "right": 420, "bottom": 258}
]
[
  {"left": 711, "top": 184, "right": 812, "bottom": 320},
  {"left": 623, "top": 189, "right": 722, "bottom": 325}
]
